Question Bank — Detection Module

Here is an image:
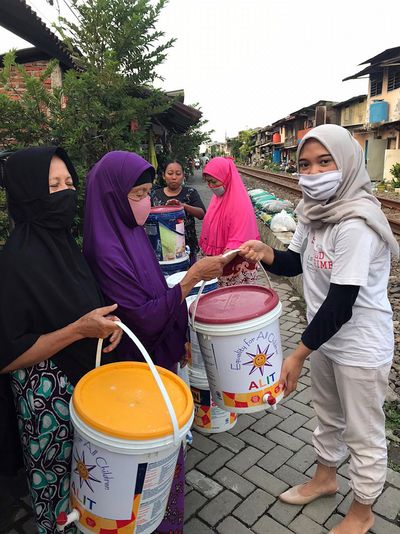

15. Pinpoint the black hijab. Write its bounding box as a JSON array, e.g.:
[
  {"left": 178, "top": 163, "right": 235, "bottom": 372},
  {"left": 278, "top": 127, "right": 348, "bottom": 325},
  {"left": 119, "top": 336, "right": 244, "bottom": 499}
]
[{"left": 0, "top": 146, "right": 104, "bottom": 385}]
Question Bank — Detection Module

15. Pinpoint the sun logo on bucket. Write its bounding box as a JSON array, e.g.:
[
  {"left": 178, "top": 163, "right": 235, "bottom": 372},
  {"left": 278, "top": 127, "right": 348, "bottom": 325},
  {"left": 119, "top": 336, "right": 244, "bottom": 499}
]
[
  {"left": 243, "top": 344, "right": 274, "bottom": 376},
  {"left": 73, "top": 451, "right": 101, "bottom": 492}
]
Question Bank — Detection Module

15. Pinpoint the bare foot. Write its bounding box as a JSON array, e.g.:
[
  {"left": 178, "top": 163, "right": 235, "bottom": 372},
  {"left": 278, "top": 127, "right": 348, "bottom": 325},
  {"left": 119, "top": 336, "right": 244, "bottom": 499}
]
[{"left": 332, "top": 501, "right": 374, "bottom": 534}]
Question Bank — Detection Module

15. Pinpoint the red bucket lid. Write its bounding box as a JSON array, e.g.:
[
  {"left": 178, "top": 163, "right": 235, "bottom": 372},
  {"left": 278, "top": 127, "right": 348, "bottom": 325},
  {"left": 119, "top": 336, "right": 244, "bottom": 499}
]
[
  {"left": 189, "top": 285, "right": 279, "bottom": 324},
  {"left": 150, "top": 206, "right": 183, "bottom": 214}
]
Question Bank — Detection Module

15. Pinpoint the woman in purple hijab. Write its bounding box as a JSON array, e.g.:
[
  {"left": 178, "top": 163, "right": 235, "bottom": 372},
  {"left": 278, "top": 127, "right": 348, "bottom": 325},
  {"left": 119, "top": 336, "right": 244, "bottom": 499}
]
[{"left": 83, "top": 151, "right": 226, "bottom": 533}]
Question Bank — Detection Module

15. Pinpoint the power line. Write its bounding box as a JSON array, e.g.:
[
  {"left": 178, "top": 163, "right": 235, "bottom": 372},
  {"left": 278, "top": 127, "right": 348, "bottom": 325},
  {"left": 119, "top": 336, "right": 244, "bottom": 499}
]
[
  {"left": 60, "top": 0, "right": 81, "bottom": 23},
  {"left": 26, "top": 0, "right": 55, "bottom": 29}
]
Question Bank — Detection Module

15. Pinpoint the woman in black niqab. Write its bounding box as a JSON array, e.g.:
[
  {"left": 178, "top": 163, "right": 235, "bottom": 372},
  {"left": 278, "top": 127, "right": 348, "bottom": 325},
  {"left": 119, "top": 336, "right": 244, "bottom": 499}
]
[{"left": 0, "top": 146, "right": 121, "bottom": 534}]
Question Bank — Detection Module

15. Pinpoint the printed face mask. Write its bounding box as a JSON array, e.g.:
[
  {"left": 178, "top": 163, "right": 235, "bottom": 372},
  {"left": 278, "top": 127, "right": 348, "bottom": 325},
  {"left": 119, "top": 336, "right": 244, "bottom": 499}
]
[
  {"left": 209, "top": 185, "right": 225, "bottom": 197},
  {"left": 298, "top": 170, "right": 343, "bottom": 201},
  {"left": 128, "top": 195, "right": 151, "bottom": 226}
]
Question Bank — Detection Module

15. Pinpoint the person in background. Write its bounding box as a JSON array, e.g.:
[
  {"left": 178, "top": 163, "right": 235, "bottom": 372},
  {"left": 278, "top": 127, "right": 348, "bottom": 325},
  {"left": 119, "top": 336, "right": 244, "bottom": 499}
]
[
  {"left": 151, "top": 160, "right": 206, "bottom": 265},
  {"left": 83, "top": 151, "right": 227, "bottom": 533},
  {"left": 199, "top": 156, "right": 260, "bottom": 286},
  {"left": 240, "top": 124, "right": 398, "bottom": 534},
  {"left": 186, "top": 156, "right": 194, "bottom": 176},
  {"left": 0, "top": 147, "right": 122, "bottom": 534}
]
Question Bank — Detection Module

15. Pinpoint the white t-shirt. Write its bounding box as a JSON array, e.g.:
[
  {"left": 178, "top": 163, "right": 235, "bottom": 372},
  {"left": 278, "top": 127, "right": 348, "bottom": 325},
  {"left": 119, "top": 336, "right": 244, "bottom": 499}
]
[{"left": 289, "top": 219, "right": 394, "bottom": 367}]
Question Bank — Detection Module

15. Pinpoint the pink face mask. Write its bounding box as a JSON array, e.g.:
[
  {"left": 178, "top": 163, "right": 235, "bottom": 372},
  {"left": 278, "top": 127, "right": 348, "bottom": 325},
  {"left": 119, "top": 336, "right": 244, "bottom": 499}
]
[{"left": 128, "top": 195, "right": 151, "bottom": 226}]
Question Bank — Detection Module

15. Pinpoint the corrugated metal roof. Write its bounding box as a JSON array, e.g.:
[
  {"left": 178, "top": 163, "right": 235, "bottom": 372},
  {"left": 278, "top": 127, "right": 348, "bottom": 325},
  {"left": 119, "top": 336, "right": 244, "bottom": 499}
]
[
  {"left": 272, "top": 100, "right": 337, "bottom": 126},
  {"left": 156, "top": 101, "right": 202, "bottom": 134},
  {"left": 0, "top": 0, "right": 78, "bottom": 69},
  {"left": 129, "top": 86, "right": 202, "bottom": 133},
  {"left": 332, "top": 94, "right": 367, "bottom": 107},
  {"left": 343, "top": 47, "right": 400, "bottom": 81},
  {"left": 359, "top": 46, "right": 400, "bottom": 66},
  {"left": 343, "top": 64, "right": 384, "bottom": 81}
]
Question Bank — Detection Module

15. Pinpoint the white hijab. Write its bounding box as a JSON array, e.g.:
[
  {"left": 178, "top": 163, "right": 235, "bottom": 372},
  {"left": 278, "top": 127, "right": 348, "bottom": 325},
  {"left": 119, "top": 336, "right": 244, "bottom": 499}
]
[{"left": 295, "top": 124, "right": 399, "bottom": 258}]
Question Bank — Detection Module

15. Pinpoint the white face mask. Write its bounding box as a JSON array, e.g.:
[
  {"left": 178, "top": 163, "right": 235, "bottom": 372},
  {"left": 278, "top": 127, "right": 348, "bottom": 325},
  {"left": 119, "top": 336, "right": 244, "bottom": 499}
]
[
  {"left": 209, "top": 185, "right": 225, "bottom": 197},
  {"left": 298, "top": 170, "right": 343, "bottom": 201}
]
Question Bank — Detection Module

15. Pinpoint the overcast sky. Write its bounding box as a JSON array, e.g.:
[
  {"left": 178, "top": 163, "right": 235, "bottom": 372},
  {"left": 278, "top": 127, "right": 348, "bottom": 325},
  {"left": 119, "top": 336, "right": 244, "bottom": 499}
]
[{"left": 1, "top": 0, "right": 399, "bottom": 141}]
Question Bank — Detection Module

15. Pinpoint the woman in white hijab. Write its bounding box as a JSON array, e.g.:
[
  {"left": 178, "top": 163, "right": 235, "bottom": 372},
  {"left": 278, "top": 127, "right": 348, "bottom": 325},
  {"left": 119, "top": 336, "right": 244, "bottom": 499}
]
[{"left": 240, "top": 124, "right": 398, "bottom": 534}]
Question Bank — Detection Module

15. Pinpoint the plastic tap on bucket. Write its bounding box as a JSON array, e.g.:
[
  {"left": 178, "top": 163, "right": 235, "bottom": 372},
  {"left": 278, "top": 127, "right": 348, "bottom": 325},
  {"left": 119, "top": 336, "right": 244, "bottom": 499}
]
[{"left": 94, "top": 321, "right": 180, "bottom": 447}]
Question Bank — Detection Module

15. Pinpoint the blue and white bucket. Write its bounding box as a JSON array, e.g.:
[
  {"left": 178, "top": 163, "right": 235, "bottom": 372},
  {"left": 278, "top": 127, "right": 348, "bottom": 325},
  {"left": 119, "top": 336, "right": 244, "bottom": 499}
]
[
  {"left": 145, "top": 206, "right": 186, "bottom": 262},
  {"left": 166, "top": 271, "right": 218, "bottom": 297},
  {"left": 185, "top": 295, "right": 206, "bottom": 374},
  {"left": 189, "top": 369, "right": 237, "bottom": 434},
  {"left": 160, "top": 256, "right": 190, "bottom": 276}
]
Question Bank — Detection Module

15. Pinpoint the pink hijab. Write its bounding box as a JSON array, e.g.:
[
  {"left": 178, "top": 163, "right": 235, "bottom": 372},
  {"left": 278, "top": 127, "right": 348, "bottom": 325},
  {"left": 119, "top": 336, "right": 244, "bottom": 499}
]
[{"left": 199, "top": 157, "right": 260, "bottom": 255}]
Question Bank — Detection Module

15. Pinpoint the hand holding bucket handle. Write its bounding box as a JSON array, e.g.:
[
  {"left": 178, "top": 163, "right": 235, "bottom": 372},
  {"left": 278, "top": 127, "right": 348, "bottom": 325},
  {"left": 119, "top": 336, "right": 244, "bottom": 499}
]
[
  {"left": 95, "top": 322, "right": 180, "bottom": 447},
  {"left": 220, "top": 248, "right": 273, "bottom": 289},
  {"left": 190, "top": 249, "right": 240, "bottom": 331},
  {"left": 190, "top": 248, "right": 273, "bottom": 332}
]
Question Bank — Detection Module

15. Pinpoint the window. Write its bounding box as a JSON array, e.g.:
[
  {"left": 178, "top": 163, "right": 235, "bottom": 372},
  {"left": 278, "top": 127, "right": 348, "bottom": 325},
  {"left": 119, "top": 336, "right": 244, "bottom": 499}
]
[
  {"left": 370, "top": 72, "right": 383, "bottom": 97},
  {"left": 387, "top": 137, "right": 397, "bottom": 149},
  {"left": 388, "top": 67, "right": 400, "bottom": 92}
]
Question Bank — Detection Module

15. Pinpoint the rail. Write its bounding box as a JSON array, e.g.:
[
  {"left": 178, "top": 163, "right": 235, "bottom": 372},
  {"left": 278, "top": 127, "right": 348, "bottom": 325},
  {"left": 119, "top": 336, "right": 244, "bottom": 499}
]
[{"left": 237, "top": 164, "right": 400, "bottom": 235}]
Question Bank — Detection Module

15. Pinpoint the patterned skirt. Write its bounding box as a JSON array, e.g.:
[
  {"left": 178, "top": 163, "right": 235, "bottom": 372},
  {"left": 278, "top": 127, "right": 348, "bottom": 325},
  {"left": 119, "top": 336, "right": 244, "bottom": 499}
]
[
  {"left": 10, "top": 360, "right": 185, "bottom": 534},
  {"left": 218, "top": 256, "right": 258, "bottom": 287},
  {"left": 10, "top": 359, "right": 76, "bottom": 534}
]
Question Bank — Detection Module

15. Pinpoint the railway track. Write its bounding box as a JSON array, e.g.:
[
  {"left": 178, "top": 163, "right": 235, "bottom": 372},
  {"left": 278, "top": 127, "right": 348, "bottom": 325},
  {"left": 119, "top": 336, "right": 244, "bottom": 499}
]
[{"left": 237, "top": 164, "right": 400, "bottom": 235}]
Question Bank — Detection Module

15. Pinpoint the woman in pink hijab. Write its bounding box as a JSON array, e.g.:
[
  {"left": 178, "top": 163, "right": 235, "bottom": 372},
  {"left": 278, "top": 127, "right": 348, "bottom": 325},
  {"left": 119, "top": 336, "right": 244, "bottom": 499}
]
[{"left": 199, "top": 157, "right": 260, "bottom": 286}]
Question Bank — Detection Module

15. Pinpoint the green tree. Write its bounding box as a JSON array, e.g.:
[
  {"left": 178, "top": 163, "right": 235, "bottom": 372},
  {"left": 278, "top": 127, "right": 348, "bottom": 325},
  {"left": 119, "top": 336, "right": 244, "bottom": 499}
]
[
  {"left": 0, "top": 0, "right": 175, "bottom": 240},
  {"left": 168, "top": 114, "right": 213, "bottom": 167},
  {"left": 58, "top": 69, "right": 170, "bottom": 170},
  {"left": 390, "top": 162, "right": 400, "bottom": 187},
  {"left": 228, "top": 137, "right": 241, "bottom": 160},
  {"left": 0, "top": 53, "right": 63, "bottom": 148},
  {"left": 57, "top": 0, "right": 175, "bottom": 82},
  {"left": 238, "top": 130, "right": 255, "bottom": 162},
  {"left": 228, "top": 130, "right": 255, "bottom": 162},
  {"left": 0, "top": 51, "right": 171, "bottom": 240}
]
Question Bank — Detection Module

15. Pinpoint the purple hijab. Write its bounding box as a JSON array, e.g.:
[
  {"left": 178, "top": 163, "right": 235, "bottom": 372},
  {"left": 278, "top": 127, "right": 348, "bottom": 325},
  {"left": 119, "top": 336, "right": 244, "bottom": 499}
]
[{"left": 83, "top": 151, "right": 188, "bottom": 370}]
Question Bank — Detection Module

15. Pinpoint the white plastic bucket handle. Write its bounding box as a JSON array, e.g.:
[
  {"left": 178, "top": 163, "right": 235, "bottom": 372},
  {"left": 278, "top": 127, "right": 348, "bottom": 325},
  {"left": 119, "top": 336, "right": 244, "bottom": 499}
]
[
  {"left": 189, "top": 280, "right": 206, "bottom": 332},
  {"left": 257, "top": 261, "right": 273, "bottom": 290},
  {"left": 94, "top": 321, "right": 180, "bottom": 447},
  {"left": 190, "top": 248, "right": 273, "bottom": 332}
]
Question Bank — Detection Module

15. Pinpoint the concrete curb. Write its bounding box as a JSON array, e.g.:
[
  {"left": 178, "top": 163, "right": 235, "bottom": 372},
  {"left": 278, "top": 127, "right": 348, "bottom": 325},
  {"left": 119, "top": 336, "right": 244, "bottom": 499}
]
[{"left": 257, "top": 220, "right": 304, "bottom": 298}]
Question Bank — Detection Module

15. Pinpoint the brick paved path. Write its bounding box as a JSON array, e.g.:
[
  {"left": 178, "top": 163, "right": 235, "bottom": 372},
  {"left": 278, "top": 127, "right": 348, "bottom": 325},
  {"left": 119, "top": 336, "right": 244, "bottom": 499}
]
[
  {"left": 183, "top": 274, "right": 400, "bottom": 533},
  {"left": 1, "top": 170, "right": 400, "bottom": 533}
]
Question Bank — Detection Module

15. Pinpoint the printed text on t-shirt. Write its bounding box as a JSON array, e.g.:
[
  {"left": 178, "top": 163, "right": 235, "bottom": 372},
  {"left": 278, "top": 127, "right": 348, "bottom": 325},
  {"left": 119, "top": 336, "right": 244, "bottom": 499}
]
[{"left": 313, "top": 250, "right": 333, "bottom": 270}]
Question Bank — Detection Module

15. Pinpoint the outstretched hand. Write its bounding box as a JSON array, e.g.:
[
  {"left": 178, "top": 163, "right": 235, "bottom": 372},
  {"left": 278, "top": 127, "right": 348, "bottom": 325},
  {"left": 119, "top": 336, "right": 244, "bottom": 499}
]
[
  {"left": 239, "top": 240, "right": 268, "bottom": 262},
  {"left": 194, "top": 254, "right": 230, "bottom": 281}
]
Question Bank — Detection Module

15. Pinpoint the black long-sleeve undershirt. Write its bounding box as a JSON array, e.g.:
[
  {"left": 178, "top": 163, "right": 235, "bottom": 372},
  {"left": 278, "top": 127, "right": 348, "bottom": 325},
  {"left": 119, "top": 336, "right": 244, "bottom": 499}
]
[
  {"left": 262, "top": 249, "right": 360, "bottom": 351},
  {"left": 266, "top": 248, "right": 303, "bottom": 277}
]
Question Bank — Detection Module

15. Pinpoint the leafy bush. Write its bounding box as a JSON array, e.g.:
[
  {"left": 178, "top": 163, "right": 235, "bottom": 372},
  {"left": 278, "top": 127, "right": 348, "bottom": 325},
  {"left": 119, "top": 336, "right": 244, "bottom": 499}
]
[{"left": 390, "top": 162, "right": 400, "bottom": 186}]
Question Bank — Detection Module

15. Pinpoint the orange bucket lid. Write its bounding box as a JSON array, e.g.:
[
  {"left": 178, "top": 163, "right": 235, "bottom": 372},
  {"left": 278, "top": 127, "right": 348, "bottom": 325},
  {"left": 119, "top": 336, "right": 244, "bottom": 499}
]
[{"left": 72, "top": 362, "right": 193, "bottom": 440}]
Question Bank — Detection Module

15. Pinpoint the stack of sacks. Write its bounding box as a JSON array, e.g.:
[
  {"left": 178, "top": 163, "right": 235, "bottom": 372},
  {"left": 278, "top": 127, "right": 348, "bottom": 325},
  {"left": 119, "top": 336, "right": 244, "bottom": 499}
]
[{"left": 248, "top": 189, "right": 296, "bottom": 229}]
